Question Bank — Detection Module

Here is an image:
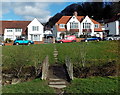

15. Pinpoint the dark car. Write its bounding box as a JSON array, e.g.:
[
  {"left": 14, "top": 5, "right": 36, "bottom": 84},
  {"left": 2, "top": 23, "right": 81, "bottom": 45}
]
[
  {"left": 13, "top": 38, "right": 34, "bottom": 45},
  {"left": 82, "top": 37, "right": 101, "bottom": 42}
]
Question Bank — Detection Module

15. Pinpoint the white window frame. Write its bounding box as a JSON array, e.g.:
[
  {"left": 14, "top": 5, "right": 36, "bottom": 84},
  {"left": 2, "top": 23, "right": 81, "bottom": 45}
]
[
  {"left": 59, "top": 24, "right": 65, "bottom": 28},
  {"left": 95, "top": 24, "right": 99, "bottom": 28},
  {"left": 7, "top": 29, "right": 13, "bottom": 32},
  {"left": 70, "top": 22, "right": 78, "bottom": 29},
  {"left": 15, "top": 29, "right": 22, "bottom": 32},
  {"left": 83, "top": 23, "right": 91, "bottom": 29},
  {"left": 32, "top": 26, "right": 39, "bottom": 31}
]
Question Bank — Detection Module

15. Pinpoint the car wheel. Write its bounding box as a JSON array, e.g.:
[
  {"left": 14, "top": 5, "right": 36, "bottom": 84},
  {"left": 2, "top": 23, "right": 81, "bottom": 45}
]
[
  {"left": 16, "top": 43, "right": 19, "bottom": 45},
  {"left": 60, "top": 41, "right": 63, "bottom": 43},
  {"left": 109, "top": 38, "right": 112, "bottom": 40},
  {"left": 85, "top": 40, "right": 88, "bottom": 42},
  {"left": 28, "top": 42, "right": 31, "bottom": 45}
]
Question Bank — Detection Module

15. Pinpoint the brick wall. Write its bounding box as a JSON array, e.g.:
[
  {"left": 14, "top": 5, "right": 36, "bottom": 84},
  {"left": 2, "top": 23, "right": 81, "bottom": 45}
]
[{"left": 76, "top": 38, "right": 85, "bottom": 42}]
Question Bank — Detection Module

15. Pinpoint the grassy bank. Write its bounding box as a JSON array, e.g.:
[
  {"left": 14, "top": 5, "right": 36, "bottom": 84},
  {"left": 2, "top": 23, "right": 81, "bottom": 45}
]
[
  {"left": 56, "top": 41, "right": 119, "bottom": 67},
  {"left": 64, "top": 76, "right": 119, "bottom": 94},
  {"left": 2, "top": 44, "right": 55, "bottom": 69},
  {"left": 2, "top": 79, "right": 55, "bottom": 94}
]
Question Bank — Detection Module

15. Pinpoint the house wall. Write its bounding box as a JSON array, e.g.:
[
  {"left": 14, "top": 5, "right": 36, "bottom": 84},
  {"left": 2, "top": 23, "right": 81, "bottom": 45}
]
[
  {"left": 4, "top": 29, "right": 22, "bottom": 40},
  {"left": 27, "top": 18, "right": 44, "bottom": 41},
  {"left": 105, "top": 20, "right": 119, "bottom": 35},
  {"left": 80, "top": 16, "right": 94, "bottom": 36},
  {"left": 67, "top": 16, "right": 80, "bottom": 32}
]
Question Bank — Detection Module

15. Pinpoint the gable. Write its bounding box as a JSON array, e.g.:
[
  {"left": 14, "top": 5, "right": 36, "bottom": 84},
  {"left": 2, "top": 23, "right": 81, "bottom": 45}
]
[{"left": 27, "top": 18, "right": 43, "bottom": 28}]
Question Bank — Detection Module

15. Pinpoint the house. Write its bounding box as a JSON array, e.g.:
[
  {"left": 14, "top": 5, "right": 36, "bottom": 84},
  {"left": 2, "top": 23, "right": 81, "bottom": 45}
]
[
  {"left": 0, "top": 18, "right": 44, "bottom": 41},
  {"left": 53, "top": 12, "right": 103, "bottom": 39},
  {"left": 105, "top": 14, "right": 120, "bottom": 36}
]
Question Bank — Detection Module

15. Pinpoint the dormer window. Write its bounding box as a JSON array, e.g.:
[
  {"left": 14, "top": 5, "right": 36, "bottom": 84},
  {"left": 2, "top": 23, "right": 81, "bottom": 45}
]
[
  {"left": 59, "top": 24, "right": 65, "bottom": 28},
  {"left": 95, "top": 24, "right": 99, "bottom": 28}
]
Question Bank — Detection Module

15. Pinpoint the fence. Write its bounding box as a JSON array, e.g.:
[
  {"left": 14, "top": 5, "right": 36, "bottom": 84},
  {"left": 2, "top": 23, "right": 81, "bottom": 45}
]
[
  {"left": 41, "top": 56, "right": 49, "bottom": 80},
  {"left": 65, "top": 57, "right": 73, "bottom": 80}
]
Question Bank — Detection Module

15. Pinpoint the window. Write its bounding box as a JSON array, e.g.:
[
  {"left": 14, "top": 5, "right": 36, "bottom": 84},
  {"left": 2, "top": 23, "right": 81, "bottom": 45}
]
[
  {"left": 16, "top": 29, "right": 22, "bottom": 32},
  {"left": 32, "top": 26, "right": 39, "bottom": 31},
  {"left": 34, "top": 35, "right": 40, "bottom": 41},
  {"left": 106, "top": 24, "right": 108, "bottom": 27},
  {"left": 95, "top": 24, "right": 99, "bottom": 28},
  {"left": 83, "top": 23, "right": 91, "bottom": 29},
  {"left": 7, "top": 29, "right": 13, "bottom": 32},
  {"left": 70, "top": 22, "right": 78, "bottom": 29},
  {"left": 59, "top": 24, "right": 65, "bottom": 28}
]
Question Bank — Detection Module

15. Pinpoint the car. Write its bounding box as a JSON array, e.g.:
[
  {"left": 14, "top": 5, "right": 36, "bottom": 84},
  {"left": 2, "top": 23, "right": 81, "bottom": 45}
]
[
  {"left": 82, "top": 37, "right": 101, "bottom": 42},
  {"left": 57, "top": 35, "right": 76, "bottom": 43},
  {"left": 104, "top": 35, "right": 120, "bottom": 41},
  {"left": 0, "top": 42, "right": 5, "bottom": 46},
  {"left": 13, "top": 38, "right": 34, "bottom": 45}
]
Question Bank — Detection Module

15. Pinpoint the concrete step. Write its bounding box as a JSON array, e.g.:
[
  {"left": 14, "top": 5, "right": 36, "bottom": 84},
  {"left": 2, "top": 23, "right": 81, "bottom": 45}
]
[
  {"left": 48, "top": 85, "right": 66, "bottom": 89},
  {"left": 49, "top": 81, "right": 66, "bottom": 85},
  {"left": 49, "top": 78, "right": 62, "bottom": 81}
]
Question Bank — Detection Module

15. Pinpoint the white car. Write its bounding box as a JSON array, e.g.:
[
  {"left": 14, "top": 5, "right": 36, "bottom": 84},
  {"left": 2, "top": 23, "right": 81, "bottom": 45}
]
[{"left": 105, "top": 35, "right": 120, "bottom": 40}]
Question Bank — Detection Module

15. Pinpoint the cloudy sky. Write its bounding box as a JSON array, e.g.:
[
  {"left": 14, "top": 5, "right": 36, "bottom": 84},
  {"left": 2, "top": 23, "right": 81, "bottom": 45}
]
[
  {"left": 1, "top": 2, "right": 78, "bottom": 23},
  {"left": 1, "top": 0, "right": 117, "bottom": 23}
]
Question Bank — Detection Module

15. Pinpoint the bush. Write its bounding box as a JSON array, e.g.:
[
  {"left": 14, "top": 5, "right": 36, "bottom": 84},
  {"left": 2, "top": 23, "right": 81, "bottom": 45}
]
[{"left": 5, "top": 38, "right": 12, "bottom": 43}]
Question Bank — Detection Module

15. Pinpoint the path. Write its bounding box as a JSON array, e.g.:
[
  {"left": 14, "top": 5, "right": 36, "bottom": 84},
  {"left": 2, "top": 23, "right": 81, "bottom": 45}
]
[{"left": 47, "top": 46, "right": 69, "bottom": 94}]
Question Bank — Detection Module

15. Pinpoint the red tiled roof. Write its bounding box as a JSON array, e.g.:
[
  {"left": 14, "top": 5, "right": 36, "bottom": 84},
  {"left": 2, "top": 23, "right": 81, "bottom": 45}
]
[
  {"left": 56, "top": 16, "right": 71, "bottom": 24},
  {"left": 91, "top": 19, "right": 103, "bottom": 32},
  {"left": 0, "top": 21, "right": 31, "bottom": 35}
]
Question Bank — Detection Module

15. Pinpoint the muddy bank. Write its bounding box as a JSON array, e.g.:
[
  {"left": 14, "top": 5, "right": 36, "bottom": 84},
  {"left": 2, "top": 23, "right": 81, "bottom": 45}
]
[
  {"left": 73, "top": 61, "right": 120, "bottom": 78},
  {"left": 2, "top": 66, "right": 42, "bottom": 85}
]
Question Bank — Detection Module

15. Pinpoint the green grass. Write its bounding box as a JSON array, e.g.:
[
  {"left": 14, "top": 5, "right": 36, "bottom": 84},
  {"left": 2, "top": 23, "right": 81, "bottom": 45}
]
[
  {"left": 2, "top": 79, "right": 55, "bottom": 94},
  {"left": 64, "top": 76, "right": 119, "bottom": 94},
  {"left": 56, "top": 41, "right": 119, "bottom": 67},
  {"left": 2, "top": 44, "right": 55, "bottom": 69}
]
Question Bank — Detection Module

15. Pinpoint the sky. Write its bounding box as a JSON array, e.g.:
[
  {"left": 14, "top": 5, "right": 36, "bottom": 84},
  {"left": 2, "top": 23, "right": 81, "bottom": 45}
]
[
  {"left": 0, "top": 0, "right": 118, "bottom": 23},
  {"left": 0, "top": 2, "right": 79, "bottom": 23}
]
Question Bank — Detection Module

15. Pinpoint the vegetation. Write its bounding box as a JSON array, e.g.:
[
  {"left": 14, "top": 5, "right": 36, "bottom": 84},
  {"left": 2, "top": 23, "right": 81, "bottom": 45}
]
[
  {"left": 56, "top": 41, "right": 119, "bottom": 66},
  {"left": 2, "top": 79, "right": 55, "bottom": 94},
  {"left": 64, "top": 76, "right": 119, "bottom": 94},
  {"left": 2, "top": 44, "right": 54, "bottom": 78}
]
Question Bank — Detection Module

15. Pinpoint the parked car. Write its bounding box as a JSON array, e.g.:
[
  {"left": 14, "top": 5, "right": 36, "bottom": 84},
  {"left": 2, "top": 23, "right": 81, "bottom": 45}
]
[
  {"left": 104, "top": 35, "right": 120, "bottom": 41},
  {"left": 0, "top": 42, "right": 5, "bottom": 46},
  {"left": 57, "top": 35, "right": 76, "bottom": 43},
  {"left": 13, "top": 38, "right": 34, "bottom": 45},
  {"left": 82, "top": 37, "right": 101, "bottom": 42}
]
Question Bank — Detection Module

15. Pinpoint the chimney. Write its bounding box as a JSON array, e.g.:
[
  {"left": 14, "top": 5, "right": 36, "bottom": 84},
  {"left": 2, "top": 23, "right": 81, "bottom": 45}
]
[{"left": 73, "top": 11, "right": 78, "bottom": 17}]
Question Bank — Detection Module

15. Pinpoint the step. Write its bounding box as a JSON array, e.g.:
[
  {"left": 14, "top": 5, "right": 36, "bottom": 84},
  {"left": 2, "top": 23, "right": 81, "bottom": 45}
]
[
  {"left": 48, "top": 85, "right": 66, "bottom": 89},
  {"left": 49, "top": 81, "right": 66, "bottom": 85},
  {"left": 49, "top": 78, "right": 62, "bottom": 81}
]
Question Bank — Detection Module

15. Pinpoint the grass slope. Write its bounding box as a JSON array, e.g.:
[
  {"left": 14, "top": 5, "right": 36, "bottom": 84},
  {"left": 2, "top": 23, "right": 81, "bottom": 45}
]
[
  {"left": 2, "top": 79, "right": 55, "bottom": 94},
  {"left": 64, "top": 76, "right": 119, "bottom": 94}
]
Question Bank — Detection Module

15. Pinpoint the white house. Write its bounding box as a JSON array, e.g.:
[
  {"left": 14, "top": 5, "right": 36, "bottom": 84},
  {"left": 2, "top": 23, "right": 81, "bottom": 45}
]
[
  {"left": 27, "top": 18, "right": 44, "bottom": 41},
  {"left": 53, "top": 12, "right": 103, "bottom": 39},
  {"left": 0, "top": 18, "right": 44, "bottom": 41}
]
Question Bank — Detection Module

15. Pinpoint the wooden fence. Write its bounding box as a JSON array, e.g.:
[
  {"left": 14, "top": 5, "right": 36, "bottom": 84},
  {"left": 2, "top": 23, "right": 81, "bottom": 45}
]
[
  {"left": 65, "top": 57, "right": 73, "bottom": 80},
  {"left": 41, "top": 56, "right": 49, "bottom": 80}
]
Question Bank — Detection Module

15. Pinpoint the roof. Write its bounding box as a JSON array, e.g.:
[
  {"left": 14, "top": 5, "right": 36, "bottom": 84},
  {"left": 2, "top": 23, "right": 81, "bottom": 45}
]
[
  {"left": 56, "top": 16, "right": 71, "bottom": 24},
  {"left": 56, "top": 16, "right": 84, "bottom": 24},
  {"left": 0, "top": 21, "right": 31, "bottom": 35},
  {"left": 56, "top": 15, "right": 102, "bottom": 32}
]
